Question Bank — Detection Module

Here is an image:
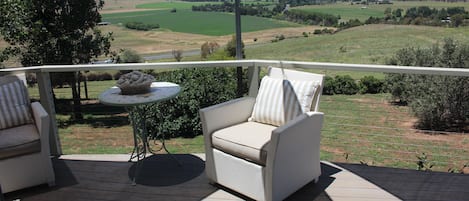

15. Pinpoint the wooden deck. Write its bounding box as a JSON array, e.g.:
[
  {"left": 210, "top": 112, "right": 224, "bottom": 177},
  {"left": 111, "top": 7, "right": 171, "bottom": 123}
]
[{"left": 3, "top": 154, "right": 469, "bottom": 201}]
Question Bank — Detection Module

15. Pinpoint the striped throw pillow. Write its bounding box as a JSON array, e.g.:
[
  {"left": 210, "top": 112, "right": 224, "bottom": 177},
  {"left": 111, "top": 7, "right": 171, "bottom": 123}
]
[
  {"left": 0, "top": 79, "right": 33, "bottom": 130},
  {"left": 249, "top": 76, "right": 319, "bottom": 126}
]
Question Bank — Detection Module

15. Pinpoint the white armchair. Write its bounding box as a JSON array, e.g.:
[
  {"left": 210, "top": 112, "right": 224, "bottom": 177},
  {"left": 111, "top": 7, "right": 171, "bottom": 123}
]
[
  {"left": 200, "top": 67, "right": 324, "bottom": 201},
  {"left": 0, "top": 76, "right": 55, "bottom": 194}
]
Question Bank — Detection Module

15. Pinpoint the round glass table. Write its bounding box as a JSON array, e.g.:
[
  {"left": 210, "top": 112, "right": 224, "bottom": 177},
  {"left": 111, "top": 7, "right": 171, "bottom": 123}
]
[{"left": 99, "top": 82, "right": 181, "bottom": 185}]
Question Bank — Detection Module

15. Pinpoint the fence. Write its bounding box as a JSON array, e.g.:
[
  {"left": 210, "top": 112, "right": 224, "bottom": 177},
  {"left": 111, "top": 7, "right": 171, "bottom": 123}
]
[{"left": 1, "top": 60, "right": 469, "bottom": 172}]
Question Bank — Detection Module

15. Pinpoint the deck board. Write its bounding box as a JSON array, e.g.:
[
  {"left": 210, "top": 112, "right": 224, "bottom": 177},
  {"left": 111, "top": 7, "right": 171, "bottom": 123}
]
[
  {"left": 4, "top": 154, "right": 332, "bottom": 201},
  {"left": 338, "top": 163, "right": 469, "bottom": 201},
  {"left": 4, "top": 154, "right": 468, "bottom": 201}
]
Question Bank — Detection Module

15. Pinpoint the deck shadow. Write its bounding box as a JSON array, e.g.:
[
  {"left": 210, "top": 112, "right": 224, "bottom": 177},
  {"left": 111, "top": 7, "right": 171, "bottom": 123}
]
[
  {"left": 129, "top": 154, "right": 205, "bottom": 186},
  {"left": 4, "top": 155, "right": 216, "bottom": 201},
  {"left": 4, "top": 159, "right": 78, "bottom": 201}
]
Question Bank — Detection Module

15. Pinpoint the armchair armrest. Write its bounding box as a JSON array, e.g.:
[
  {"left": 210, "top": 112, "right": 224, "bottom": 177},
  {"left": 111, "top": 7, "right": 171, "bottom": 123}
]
[
  {"left": 199, "top": 97, "right": 256, "bottom": 137},
  {"left": 200, "top": 97, "right": 256, "bottom": 182},
  {"left": 31, "top": 102, "right": 50, "bottom": 154},
  {"left": 266, "top": 112, "right": 324, "bottom": 201}
]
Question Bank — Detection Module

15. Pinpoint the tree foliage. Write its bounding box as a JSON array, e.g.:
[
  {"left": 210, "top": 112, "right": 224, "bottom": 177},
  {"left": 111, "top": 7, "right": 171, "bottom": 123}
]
[
  {"left": 0, "top": 0, "right": 113, "bottom": 66},
  {"left": 125, "top": 22, "right": 159, "bottom": 31},
  {"left": 201, "top": 41, "right": 220, "bottom": 59},
  {"left": 225, "top": 35, "right": 245, "bottom": 58},
  {"left": 385, "top": 38, "right": 469, "bottom": 131},
  {"left": 116, "top": 49, "right": 143, "bottom": 63},
  {"left": 0, "top": 0, "right": 113, "bottom": 119},
  {"left": 141, "top": 68, "right": 239, "bottom": 138},
  {"left": 365, "top": 6, "right": 469, "bottom": 27}
]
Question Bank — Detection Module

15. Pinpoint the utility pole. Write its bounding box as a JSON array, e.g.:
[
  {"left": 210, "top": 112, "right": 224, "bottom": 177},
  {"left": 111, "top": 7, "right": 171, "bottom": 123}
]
[{"left": 235, "top": 0, "right": 244, "bottom": 97}]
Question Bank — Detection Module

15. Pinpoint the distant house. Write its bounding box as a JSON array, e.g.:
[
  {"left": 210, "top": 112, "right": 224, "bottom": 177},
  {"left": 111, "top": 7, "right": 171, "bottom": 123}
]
[
  {"left": 377, "top": 0, "right": 393, "bottom": 4},
  {"left": 441, "top": 16, "right": 451, "bottom": 23},
  {"left": 97, "top": 22, "right": 111, "bottom": 26}
]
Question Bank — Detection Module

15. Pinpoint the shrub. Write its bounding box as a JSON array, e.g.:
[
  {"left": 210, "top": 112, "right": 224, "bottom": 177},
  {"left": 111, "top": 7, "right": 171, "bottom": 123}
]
[
  {"left": 86, "top": 72, "right": 113, "bottom": 81},
  {"left": 359, "top": 76, "right": 384, "bottom": 94},
  {"left": 125, "top": 22, "right": 159, "bottom": 31},
  {"left": 313, "top": 29, "right": 322, "bottom": 34},
  {"left": 333, "top": 75, "right": 359, "bottom": 95},
  {"left": 339, "top": 46, "right": 347, "bottom": 53},
  {"left": 26, "top": 73, "right": 37, "bottom": 87},
  {"left": 113, "top": 71, "right": 124, "bottom": 80},
  {"left": 86, "top": 73, "right": 98, "bottom": 81},
  {"left": 225, "top": 35, "right": 245, "bottom": 58},
  {"left": 385, "top": 38, "right": 469, "bottom": 131},
  {"left": 277, "top": 34, "right": 285, "bottom": 41},
  {"left": 100, "top": 72, "right": 113, "bottom": 81},
  {"left": 117, "top": 49, "right": 143, "bottom": 63},
  {"left": 302, "top": 32, "right": 308, "bottom": 37},
  {"left": 201, "top": 41, "right": 220, "bottom": 59},
  {"left": 322, "top": 75, "right": 335, "bottom": 95},
  {"left": 141, "top": 67, "right": 242, "bottom": 138}
]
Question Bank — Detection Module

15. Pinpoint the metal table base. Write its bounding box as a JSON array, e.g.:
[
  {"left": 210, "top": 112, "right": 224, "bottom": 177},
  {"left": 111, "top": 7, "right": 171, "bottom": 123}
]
[{"left": 127, "top": 106, "right": 180, "bottom": 185}]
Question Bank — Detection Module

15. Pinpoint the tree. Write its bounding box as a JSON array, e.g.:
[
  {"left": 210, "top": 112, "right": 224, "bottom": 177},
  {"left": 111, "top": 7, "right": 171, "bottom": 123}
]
[
  {"left": 385, "top": 38, "right": 469, "bottom": 131},
  {"left": 451, "top": 14, "right": 465, "bottom": 27},
  {"left": 201, "top": 41, "right": 220, "bottom": 59},
  {"left": 384, "top": 7, "right": 392, "bottom": 19},
  {"left": 392, "top": 8, "right": 403, "bottom": 18},
  {"left": 0, "top": 0, "right": 113, "bottom": 120},
  {"left": 172, "top": 49, "right": 183, "bottom": 62},
  {"left": 225, "top": 35, "right": 245, "bottom": 59},
  {"left": 117, "top": 49, "right": 143, "bottom": 63}
]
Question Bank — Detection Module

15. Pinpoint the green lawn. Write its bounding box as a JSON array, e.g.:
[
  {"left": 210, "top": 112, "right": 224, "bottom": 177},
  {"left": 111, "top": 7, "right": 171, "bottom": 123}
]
[
  {"left": 294, "top": 1, "right": 469, "bottom": 21},
  {"left": 28, "top": 79, "right": 116, "bottom": 100},
  {"left": 320, "top": 93, "right": 469, "bottom": 171},
  {"left": 102, "top": 9, "right": 298, "bottom": 36}
]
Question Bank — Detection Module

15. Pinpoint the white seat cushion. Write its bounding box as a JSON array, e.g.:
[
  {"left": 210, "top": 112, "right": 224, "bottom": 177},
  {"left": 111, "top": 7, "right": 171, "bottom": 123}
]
[
  {"left": 212, "top": 122, "right": 276, "bottom": 166},
  {"left": 0, "top": 124, "right": 41, "bottom": 160}
]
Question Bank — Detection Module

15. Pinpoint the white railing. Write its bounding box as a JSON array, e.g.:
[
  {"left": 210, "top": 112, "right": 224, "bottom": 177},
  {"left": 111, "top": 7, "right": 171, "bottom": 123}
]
[
  {"left": 1, "top": 59, "right": 469, "bottom": 171},
  {"left": 4, "top": 59, "right": 469, "bottom": 76}
]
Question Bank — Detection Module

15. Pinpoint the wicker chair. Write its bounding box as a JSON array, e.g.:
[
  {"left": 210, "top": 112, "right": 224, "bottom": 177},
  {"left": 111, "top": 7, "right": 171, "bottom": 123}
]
[
  {"left": 0, "top": 75, "right": 55, "bottom": 194},
  {"left": 200, "top": 67, "right": 325, "bottom": 201}
]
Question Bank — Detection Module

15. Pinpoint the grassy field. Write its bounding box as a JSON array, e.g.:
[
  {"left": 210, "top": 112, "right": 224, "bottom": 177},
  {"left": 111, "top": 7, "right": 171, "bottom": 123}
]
[
  {"left": 246, "top": 24, "right": 469, "bottom": 65},
  {"left": 294, "top": 1, "right": 469, "bottom": 21},
  {"left": 102, "top": 9, "right": 298, "bottom": 36},
  {"left": 320, "top": 93, "right": 469, "bottom": 171}
]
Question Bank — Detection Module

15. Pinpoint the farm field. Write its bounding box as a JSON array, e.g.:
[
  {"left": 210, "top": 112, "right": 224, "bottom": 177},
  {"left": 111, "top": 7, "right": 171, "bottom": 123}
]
[
  {"left": 136, "top": 1, "right": 223, "bottom": 10},
  {"left": 102, "top": 9, "right": 298, "bottom": 36},
  {"left": 293, "top": 1, "right": 469, "bottom": 21}
]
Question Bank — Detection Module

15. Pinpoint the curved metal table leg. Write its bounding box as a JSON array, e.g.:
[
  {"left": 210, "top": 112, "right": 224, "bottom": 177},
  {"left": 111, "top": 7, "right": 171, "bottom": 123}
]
[{"left": 127, "top": 105, "right": 181, "bottom": 185}]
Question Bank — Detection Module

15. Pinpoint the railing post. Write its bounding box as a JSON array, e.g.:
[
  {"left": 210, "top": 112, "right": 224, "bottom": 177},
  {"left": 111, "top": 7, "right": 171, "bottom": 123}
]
[
  {"left": 248, "top": 66, "right": 260, "bottom": 97},
  {"left": 36, "top": 72, "right": 62, "bottom": 156}
]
